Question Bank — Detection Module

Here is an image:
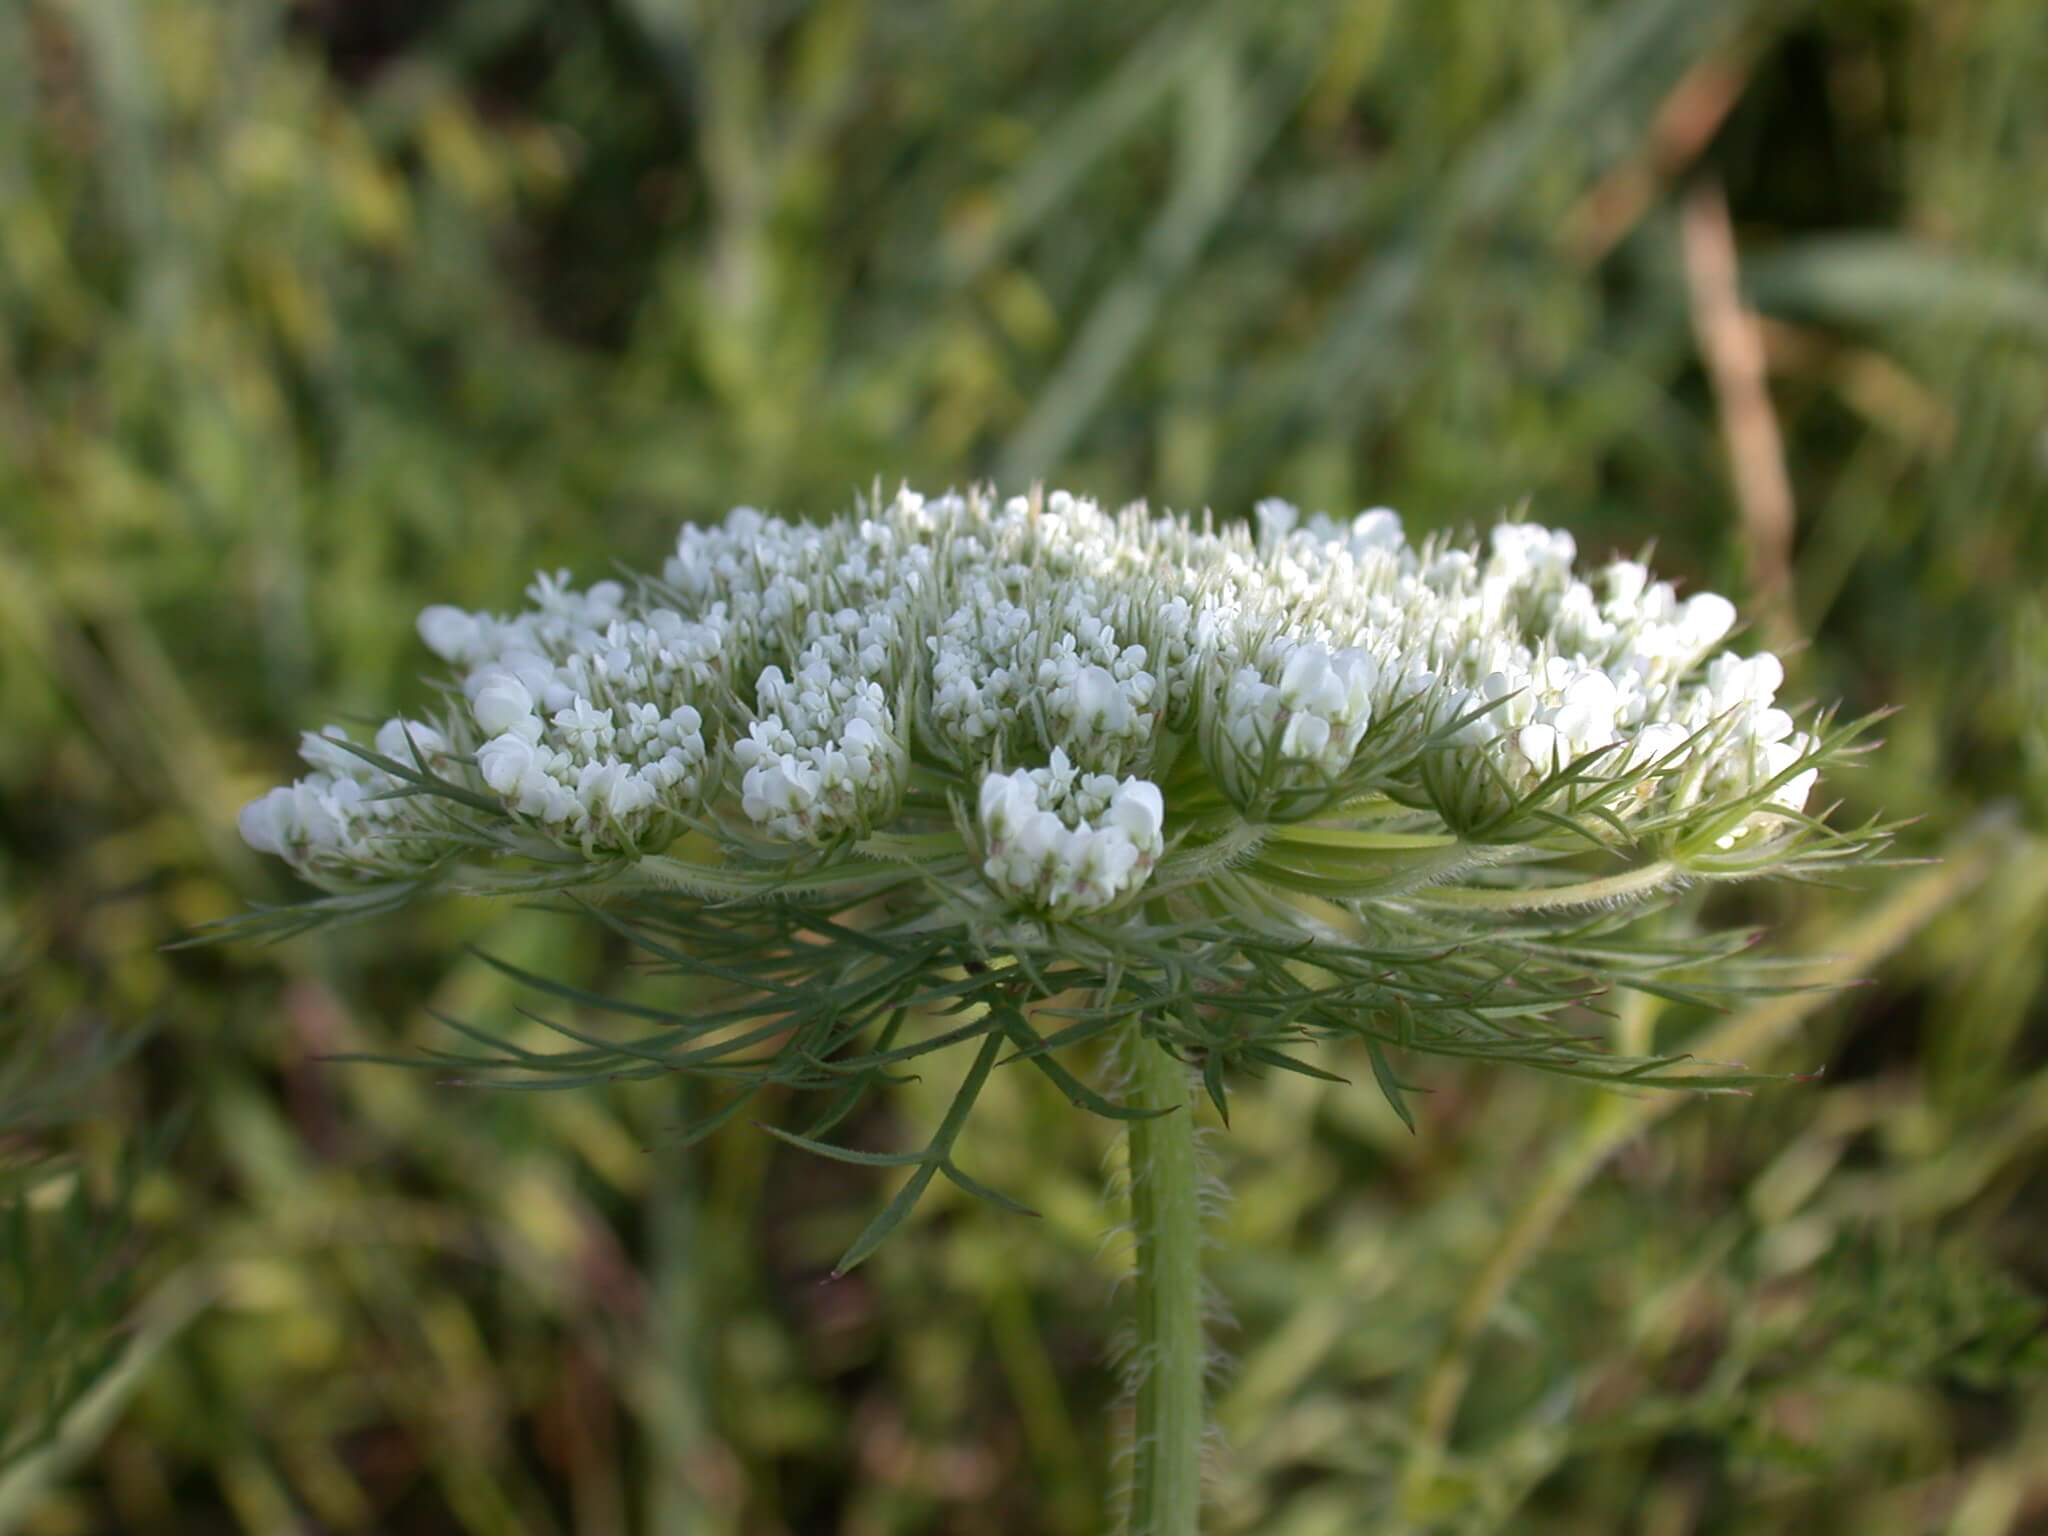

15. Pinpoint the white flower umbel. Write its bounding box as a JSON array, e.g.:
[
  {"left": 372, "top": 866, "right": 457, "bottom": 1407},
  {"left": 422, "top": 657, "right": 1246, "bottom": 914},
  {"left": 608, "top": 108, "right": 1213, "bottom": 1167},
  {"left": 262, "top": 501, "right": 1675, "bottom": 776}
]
[
  {"left": 232, "top": 485, "right": 1887, "bottom": 1536},
  {"left": 243, "top": 487, "right": 1857, "bottom": 894}
]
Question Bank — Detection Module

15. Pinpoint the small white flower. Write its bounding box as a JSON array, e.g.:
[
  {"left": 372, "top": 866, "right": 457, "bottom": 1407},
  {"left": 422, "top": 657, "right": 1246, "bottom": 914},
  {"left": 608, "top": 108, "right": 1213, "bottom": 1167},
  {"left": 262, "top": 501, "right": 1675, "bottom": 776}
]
[
  {"left": 1071, "top": 665, "right": 1130, "bottom": 734},
  {"left": 417, "top": 604, "right": 483, "bottom": 662},
  {"left": 298, "top": 727, "right": 363, "bottom": 776},
  {"left": 1515, "top": 722, "right": 1560, "bottom": 774},
  {"left": 373, "top": 717, "right": 449, "bottom": 767},
  {"left": 1254, "top": 498, "right": 1301, "bottom": 545},
  {"left": 1107, "top": 778, "right": 1165, "bottom": 847},
  {"left": 471, "top": 671, "right": 535, "bottom": 736},
  {"left": 477, "top": 733, "right": 547, "bottom": 810},
  {"left": 1348, "top": 507, "right": 1404, "bottom": 553},
  {"left": 237, "top": 786, "right": 298, "bottom": 857},
  {"left": 1679, "top": 592, "right": 1738, "bottom": 650},
  {"left": 1550, "top": 671, "right": 1619, "bottom": 750}
]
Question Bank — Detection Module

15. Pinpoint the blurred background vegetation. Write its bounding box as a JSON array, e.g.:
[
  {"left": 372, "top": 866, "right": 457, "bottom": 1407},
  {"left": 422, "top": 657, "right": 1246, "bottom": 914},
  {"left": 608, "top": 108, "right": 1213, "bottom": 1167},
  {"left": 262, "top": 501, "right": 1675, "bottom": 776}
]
[{"left": 3, "top": 0, "right": 2046, "bottom": 1531}]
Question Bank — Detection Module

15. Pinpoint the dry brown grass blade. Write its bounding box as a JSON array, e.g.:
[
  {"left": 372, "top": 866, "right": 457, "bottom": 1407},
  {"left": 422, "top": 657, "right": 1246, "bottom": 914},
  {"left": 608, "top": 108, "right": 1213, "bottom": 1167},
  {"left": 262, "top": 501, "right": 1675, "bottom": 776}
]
[
  {"left": 1566, "top": 51, "right": 1751, "bottom": 267},
  {"left": 1682, "top": 180, "right": 1801, "bottom": 652}
]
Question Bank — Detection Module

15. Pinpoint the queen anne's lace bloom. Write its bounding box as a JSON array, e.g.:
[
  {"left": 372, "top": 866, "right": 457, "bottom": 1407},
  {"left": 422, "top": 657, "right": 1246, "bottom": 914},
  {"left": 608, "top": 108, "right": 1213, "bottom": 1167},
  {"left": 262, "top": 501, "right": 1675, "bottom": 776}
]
[
  {"left": 242, "top": 487, "right": 1831, "bottom": 907},
  {"left": 224, "top": 477, "right": 1889, "bottom": 1453}
]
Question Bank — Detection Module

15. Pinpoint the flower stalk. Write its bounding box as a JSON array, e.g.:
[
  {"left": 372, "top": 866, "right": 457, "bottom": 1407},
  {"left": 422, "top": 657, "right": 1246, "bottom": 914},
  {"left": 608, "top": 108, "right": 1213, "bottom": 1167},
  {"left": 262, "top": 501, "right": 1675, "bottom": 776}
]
[{"left": 1125, "top": 1029, "right": 1206, "bottom": 1536}]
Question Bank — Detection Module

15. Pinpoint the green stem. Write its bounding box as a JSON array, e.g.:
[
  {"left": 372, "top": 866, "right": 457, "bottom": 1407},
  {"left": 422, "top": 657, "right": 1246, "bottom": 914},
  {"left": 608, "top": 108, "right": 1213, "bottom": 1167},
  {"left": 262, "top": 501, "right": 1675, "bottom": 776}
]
[{"left": 1125, "top": 1030, "right": 1206, "bottom": 1536}]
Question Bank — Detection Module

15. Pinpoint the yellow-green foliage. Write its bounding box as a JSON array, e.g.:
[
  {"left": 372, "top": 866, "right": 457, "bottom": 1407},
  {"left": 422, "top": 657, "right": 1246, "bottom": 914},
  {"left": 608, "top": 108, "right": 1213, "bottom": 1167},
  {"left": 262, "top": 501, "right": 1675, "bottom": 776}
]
[{"left": 2, "top": 1, "right": 2045, "bottom": 1531}]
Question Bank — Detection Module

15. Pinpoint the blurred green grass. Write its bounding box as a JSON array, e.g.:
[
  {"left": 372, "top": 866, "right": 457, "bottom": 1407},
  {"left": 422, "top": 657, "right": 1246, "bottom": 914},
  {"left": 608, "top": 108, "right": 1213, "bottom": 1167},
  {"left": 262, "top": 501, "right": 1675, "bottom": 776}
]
[{"left": 3, "top": 0, "right": 2046, "bottom": 1531}]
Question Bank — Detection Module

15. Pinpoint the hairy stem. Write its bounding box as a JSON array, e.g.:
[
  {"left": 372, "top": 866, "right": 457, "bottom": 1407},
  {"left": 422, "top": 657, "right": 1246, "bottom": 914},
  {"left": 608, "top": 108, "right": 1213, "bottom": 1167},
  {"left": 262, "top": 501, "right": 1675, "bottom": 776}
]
[
  {"left": 1412, "top": 857, "right": 1681, "bottom": 913},
  {"left": 1125, "top": 1030, "right": 1205, "bottom": 1536}
]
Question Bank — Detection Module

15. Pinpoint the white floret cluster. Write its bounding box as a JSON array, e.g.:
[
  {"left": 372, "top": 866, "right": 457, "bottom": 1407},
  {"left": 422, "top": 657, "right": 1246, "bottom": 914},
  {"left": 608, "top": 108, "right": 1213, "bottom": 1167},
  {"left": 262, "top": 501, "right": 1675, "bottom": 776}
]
[
  {"left": 241, "top": 486, "right": 1826, "bottom": 902},
  {"left": 1682, "top": 651, "right": 1819, "bottom": 840},
  {"left": 1218, "top": 640, "right": 1380, "bottom": 782},
  {"left": 237, "top": 718, "right": 455, "bottom": 879},
  {"left": 733, "top": 626, "right": 907, "bottom": 843},
  {"left": 418, "top": 572, "right": 721, "bottom": 854},
  {"left": 978, "top": 750, "right": 1166, "bottom": 916},
  {"left": 928, "top": 586, "right": 1159, "bottom": 774},
  {"left": 1414, "top": 526, "right": 1815, "bottom": 826}
]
